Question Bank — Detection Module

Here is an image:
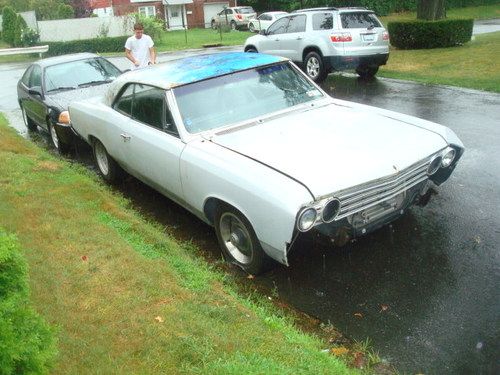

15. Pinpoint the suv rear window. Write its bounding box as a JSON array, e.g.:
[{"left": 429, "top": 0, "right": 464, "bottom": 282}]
[
  {"left": 312, "top": 13, "right": 333, "bottom": 30},
  {"left": 236, "top": 7, "right": 255, "bottom": 14},
  {"left": 340, "top": 12, "right": 381, "bottom": 29}
]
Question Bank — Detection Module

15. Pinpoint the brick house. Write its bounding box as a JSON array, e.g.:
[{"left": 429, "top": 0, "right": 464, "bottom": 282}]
[{"left": 90, "top": 0, "right": 237, "bottom": 29}]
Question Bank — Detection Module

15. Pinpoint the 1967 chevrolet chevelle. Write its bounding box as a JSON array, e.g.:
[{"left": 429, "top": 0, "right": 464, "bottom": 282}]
[{"left": 69, "top": 52, "right": 464, "bottom": 274}]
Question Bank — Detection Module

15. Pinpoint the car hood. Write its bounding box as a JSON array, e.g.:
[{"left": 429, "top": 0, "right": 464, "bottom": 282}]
[
  {"left": 209, "top": 102, "right": 448, "bottom": 198},
  {"left": 46, "top": 83, "right": 112, "bottom": 110}
]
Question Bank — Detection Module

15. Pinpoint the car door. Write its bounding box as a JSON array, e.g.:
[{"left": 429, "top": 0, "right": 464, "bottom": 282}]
[
  {"left": 112, "top": 83, "right": 185, "bottom": 200},
  {"left": 278, "top": 14, "right": 307, "bottom": 62},
  {"left": 259, "top": 16, "right": 290, "bottom": 56},
  {"left": 22, "top": 65, "right": 46, "bottom": 127}
]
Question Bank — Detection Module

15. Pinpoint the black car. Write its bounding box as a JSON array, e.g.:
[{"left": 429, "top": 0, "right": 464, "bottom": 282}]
[{"left": 17, "top": 53, "right": 122, "bottom": 152}]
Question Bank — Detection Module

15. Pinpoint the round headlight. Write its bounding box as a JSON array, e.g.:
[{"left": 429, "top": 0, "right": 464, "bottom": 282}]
[
  {"left": 427, "top": 155, "right": 442, "bottom": 175},
  {"left": 297, "top": 207, "right": 317, "bottom": 232},
  {"left": 441, "top": 148, "right": 456, "bottom": 168},
  {"left": 322, "top": 198, "right": 341, "bottom": 223}
]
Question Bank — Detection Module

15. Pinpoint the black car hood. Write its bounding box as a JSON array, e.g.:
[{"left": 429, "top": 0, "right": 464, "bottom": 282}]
[{"left": 46, "top": 83, "right": 112, "bottom": 110}]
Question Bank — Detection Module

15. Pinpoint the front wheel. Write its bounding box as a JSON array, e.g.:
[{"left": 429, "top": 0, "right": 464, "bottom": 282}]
[
  {"left": 214, "top": 204, "right": 269, "bottom": 275},
  {"left": 304, "top": 51, "right": 327, "bottom": 83},
  {"left": 230, "top": 21, "right": 237, "bottom": 31},
  {"left": 248, "top": 23, "right": 255, "bottom": 33},
  {"left": 93, "top": 139, "right": 123, "bottom": 183},
  {"left": 48, "top": 122, "right": 70, "bottom": 154},
  {"left": 356, "top": 65, "right": 379, "bottom": 79}
]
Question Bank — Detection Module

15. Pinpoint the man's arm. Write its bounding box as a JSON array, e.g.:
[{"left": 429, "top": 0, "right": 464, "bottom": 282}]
[
  {"left": 125, "top": 48, "right": 139, "bottom": 67},
  {"left": 149, "top": 47, "right": 156, "bottom": 64}
]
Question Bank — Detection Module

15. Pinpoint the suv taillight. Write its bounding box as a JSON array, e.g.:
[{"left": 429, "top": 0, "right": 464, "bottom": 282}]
[
  {"left": 330, "top": 33, "right": 352, "bottom": 42},
  {"left": 383, "top": 31, "right": 389, "bottom": 40},
  {"left": 236, "top": 14, "right": 243, "bottom": 20}
]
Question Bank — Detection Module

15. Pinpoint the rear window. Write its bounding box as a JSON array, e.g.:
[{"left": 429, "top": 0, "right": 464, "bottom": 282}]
[
  {"left": 312, "top": 13, "right": 333, "bottom": 30},
  {"left": 236, "top": 7, "right": 255, "bottom": 14},
  {"left": 340, "top": 12, "right": 381, "bottom": 29}
]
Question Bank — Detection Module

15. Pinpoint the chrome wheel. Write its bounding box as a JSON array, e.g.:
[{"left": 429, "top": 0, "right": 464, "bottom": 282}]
[
  {"left": 306, "top": 56, "right": 320, "bottom": 79},
  {"left": 249, "top": 23, "right": 255, "bottom": 33},
  {"left": 219, "top": 212, "right": 253, "bottom": 265},
  {"left": 49, "top": 123, "right": 60, "bottom": 150},
  {"left": 94, "top": 141, "right": 109, "bottom": 176}
]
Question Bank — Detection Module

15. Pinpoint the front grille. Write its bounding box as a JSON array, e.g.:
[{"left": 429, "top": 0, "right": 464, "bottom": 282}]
[{"left": 333, "top": 154, "right": 438, "bottom": 221}]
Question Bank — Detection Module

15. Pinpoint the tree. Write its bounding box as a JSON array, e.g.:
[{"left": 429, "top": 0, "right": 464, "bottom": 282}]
[
  {"left": 417, "top": 0, "right": 446, "bottom": 21},
  {"left": 57, "top": 3, "right": 74, "bottom": 19},
  {"left": 1, "top": 6, "right": 17, "bottom": 45}
]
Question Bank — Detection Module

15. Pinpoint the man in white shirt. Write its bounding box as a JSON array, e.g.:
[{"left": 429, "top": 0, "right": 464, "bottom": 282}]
[{"left": 125, "top": 23, "right": 156, "bottom": 70}]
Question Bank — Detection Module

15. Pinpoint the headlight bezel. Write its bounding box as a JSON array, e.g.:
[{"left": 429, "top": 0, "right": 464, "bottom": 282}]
[
  {"left": 297, "top": 207, "right": 318, "bottom": 232},
  {"left": 441, "top": 147, "right": 456, "bottom": 168}
]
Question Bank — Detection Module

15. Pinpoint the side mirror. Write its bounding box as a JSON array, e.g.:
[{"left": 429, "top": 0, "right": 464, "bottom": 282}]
[
  {"left": 259, "top": 29, "right": 267, "bottom": 36},
  {"left": 28, "top": 86, "right": 43, "bottom": 98}
]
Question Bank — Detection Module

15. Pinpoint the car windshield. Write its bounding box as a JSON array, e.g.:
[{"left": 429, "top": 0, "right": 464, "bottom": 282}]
[
  {"left": 174, "top": 62, "right": 323, "bottom": 134},
  {"left": 236, "top": 7, "right": 255, "bottom": 14},
  {"left": 44, "top": 58, "right": 121, "bottom": 92}
]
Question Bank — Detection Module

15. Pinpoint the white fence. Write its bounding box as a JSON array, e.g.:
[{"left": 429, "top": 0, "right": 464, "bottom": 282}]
[{"left": 38, "top": 16, "right": 133, "bottom": 42}]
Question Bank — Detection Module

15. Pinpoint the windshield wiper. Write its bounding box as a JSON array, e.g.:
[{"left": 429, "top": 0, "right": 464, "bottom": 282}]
[
  {"left": 78, "top": 79, "right": 112, "bottom": 88},
  {"left": 46, "top": 86, "right": 77, "bottom": 93}
]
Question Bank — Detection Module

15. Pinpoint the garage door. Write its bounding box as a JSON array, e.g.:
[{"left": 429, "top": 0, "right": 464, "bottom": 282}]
[{"left": 203, "top": 2, "right": 229, "bottom": 28}]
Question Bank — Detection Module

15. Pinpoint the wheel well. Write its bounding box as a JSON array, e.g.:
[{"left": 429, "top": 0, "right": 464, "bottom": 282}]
[
  {"left": 204, "top": 197, "right": 226, "bottom": 225},
  {"left": 302, "top": 47, "right": 323, "bottom": 62},
  {"left": 244, "top": 45, "right": 257, "bottom": 52}
]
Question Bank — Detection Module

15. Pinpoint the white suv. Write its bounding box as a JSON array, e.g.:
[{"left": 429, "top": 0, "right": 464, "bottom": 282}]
[{"left": 244, "top": 7, "right": 389, "bottom": 82}]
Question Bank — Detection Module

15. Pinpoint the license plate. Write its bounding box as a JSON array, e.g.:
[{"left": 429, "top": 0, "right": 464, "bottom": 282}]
[{"left": 362, "top": 34, "right": 375, "bottom": 42}]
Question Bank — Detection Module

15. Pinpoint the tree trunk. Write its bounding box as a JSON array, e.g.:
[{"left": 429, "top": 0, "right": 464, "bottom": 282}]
[{"left": 417, "top": 0, "right": 446, "bottom": 21}]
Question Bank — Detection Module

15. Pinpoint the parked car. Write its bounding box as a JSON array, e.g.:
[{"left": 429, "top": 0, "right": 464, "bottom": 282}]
[
  {"left": 17, "top": 53, "right": 122, "bottom": 152},
  {"left": 68, "top": 52, "right": 464, "bottom": 275},
  {"left": 211, "top": 6, "right": 256, "bottom": 30},
  {"left": 248, "top": 11, "right": 288, "bottom": 33},
  {"left": 244, "top": 7, "right": 390, "bottom": 82}
]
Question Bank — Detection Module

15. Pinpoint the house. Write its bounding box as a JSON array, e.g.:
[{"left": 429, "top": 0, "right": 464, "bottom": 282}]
[{"left": 90, "top": 0, "right": 237, "bottom": 30}]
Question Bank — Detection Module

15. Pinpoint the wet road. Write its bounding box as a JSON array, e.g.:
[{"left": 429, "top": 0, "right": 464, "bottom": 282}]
[{"left": 1, "top": 55, "right": 499, "bottom": 374}]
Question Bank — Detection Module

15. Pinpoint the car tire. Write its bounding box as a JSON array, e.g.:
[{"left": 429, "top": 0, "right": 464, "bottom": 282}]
[
  {"left": 304, "top": 51, "right": 327, "bottom": 83},
  {"left": 21, "top": 105, "right": 37, "bottom": 131},
  {"left": 214, "top": 204, "right": 270, "bottom": 275},
  {"left": 211, "top": 20, "right": 217, "bottom": 30},
  {"left": 230, "top": 21, "right": 237, "bottom": 31},
  {"left": 93, "top": 139, "right": 123, "bottom": 183},
  {"left": 48, "top": 122, "right": 70, "bottom": 154},
  {"left": 356, "top": 65, "right": 379, "bottom": 79},
  {"left": 245, "top": 47, "right": 258, "bottom": 53},
  {"left": 249, "top": 23, "right": 255, "bottom": 33}
]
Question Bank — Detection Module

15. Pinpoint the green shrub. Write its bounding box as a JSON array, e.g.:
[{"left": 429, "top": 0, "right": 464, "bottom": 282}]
[
  {"left": 56, "top": 4, "right": 74, "bottom": 19},
  {"left": 0, "top": 229, "right": 57, "bottom": 375},
  {"left": 45, "top": 35, "right": 129, "bottom": 56},
  {"left": 133, "top": 13, "right": 165, "bottom": 41},
  {"left": 388, "top": 18, "right": 473, "bottom": 49},
  {"left": 1, "top": 6, "right": 17, "bottom": 45},
  {"left": 21, "top": 28, "right": 40, "bottom": 47}
]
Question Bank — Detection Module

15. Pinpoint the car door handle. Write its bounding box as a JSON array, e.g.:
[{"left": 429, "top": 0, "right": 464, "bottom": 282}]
[
  {"left": 120, "top": 133, "right": 131, "bottom": 142},
  {"left": 296, "top": 37, "right": 303, "bottom": 40},
  {"left": 274, "top": 38, "right": 280, "bottom": 41}
]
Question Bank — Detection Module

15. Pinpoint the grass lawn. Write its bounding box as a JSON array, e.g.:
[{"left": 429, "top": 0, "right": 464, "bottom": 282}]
[
  {"left": 0, "top": 115, "right": 365, "bottom": 374},
  {"left": 379, "top": 31, "right": 500, "bottom": 93}
]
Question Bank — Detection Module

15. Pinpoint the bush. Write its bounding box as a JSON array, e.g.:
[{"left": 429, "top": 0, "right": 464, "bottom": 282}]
[
  {"left": 21, "top": 28, "right": 40, "bottom": 47},
  {"left": 45, "top": 35, "right": 129, "bottom": 56},
  {"left": 133, "top": 13, "right": 165, "bottom": 41},
  {"left": 1, "top": 6, "right": 17, "bottom": 45},
  {"left": 57, "top": 4, "right": 75, "bottom": 19},
  {"left": 0, "top": 229, "right": 57, "bottom": 375},
  {"left": 388, "top": 18, "right": 473, "bottom": 49}
]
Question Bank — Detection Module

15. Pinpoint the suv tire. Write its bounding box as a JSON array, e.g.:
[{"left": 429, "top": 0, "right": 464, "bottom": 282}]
[
  {"left": 356, "top": 65, "right": 379, "bottom": 79},
  {"left": 230, "top": 20, "right": 237, "bottom": 30},
  {"left": 304, "top": 51, "right": 327, "bottom": 83}
]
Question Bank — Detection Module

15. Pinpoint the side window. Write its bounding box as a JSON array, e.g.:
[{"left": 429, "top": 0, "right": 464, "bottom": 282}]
[
  {"left": 286, "top": 15, "right": 306, "bottom": 33},
  {"left": 260, "top": 14, "right": 270, "bottom": 21},
  {"left": 29, "top": 65, "right": 42, "bottom": 87},
  {"left": 164, "top": 100, "right": 178, "bottom": 136},
  {"left": 131, "top": 84, "right": 165, "bottom": 130},
  {"left": 267, "top": 17, "right": 289, "bottom": 35},
  {"left": 21, "top": 66, "right": 33, "bottom": 86},
  {"left": 114, "top": 83, "right": 134, "bottom": 116},
  {"left": 312, "top": 13, "right": 333, "bottom": 30}
]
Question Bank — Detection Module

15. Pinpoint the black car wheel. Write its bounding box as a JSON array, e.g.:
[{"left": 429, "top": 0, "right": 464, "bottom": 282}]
[
  {"left": 356, "top": 65, "right": 379, "bottom": 79},
  {"left": 304, "top": 51, "right": 327, "bottom": 83},
  {"left": 214, "top": 204, "right": 270, "bottom": 275},
  {"left": 21, "top": 105, "right": 37, "bottom": 131},
  {"left": 245, "top": 47, "right": 258, "bottom": 53},
  {"left": 249, "top": 23, "right": 255, "bottom": 33},
  {"left": 230, "top": 21, "right": 237, "bottom": 31},
  {"left": 93, "top": 139, "right": 123, "bottom": 183},
  {"left": 48, "top": 122, "right": 70, "bottom": 154}
]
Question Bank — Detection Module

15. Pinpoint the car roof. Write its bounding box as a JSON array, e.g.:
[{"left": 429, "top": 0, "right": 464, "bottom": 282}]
[{"left": 34, "top": 52, "right": 100, "bottom": 68}]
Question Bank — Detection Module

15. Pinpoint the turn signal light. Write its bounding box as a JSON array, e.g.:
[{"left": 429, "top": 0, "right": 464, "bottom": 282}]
[
  {"left": 236, "top": 14, "right": 243, "bottom": 20},
  {"left": 382, "top": 31, "right": 390, "bottom": 40},
  {"left": 330, "top": 33, "right": 352, "bottom": 42},
  {"left": 58, "top": 111, "right": 71, "bottom": 126}
]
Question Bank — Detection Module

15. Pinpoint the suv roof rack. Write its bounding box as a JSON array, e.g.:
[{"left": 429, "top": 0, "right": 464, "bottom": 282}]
[
  {"left": 338, "top": 7, "right": 369, "bottom": 11},
  {"left": 292, "top": 7, "right": 338, "bottom": 13}
]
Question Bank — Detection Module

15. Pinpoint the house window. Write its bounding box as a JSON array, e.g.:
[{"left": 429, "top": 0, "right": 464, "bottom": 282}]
[{"left": 138, "top": 6, "right": 155, "bottom": 18}]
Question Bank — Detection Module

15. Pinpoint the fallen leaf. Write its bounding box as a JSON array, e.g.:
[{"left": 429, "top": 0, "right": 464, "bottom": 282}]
[
  {"left": 247, "top": 274, "right": 255, "bottom": 279},
  {"left": 81, "top": 255, "right": 88, "bottom": 261},
  {"left": 352, "top": 351, "right": 367, "bottom": 369},
  {"left": 331, "top": 346, "right": 349, "bottom": 356},
  {"left": 154, "top": 316, "right": 164, "bottom": 323},
  {"left": 354, "top": 312, "right": 363, "bottom": 318},
  {"left": 380, "top": 304, "right": 389, "bottom": 313}
]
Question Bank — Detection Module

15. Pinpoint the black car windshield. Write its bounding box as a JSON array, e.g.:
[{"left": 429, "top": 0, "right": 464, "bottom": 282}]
[
  {"left": 44, "top": 58, "right": 121, "bottom": 92},
  {"left": 173, "top": 62, "right": 323, "bottom": 134}
]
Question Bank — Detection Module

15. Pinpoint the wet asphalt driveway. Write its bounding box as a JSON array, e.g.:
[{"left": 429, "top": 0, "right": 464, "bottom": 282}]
[{"left": 1, "top": 55, "right": 499, "bottom": 374}]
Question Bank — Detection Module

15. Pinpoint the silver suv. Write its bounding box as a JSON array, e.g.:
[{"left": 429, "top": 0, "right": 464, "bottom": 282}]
[{"left": 244, "top": 7, "right": 389, "bottom": 82}]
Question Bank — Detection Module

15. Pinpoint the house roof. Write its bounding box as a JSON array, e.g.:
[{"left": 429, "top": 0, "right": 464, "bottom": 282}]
[{"left": 107, "top": 52, "right": 285, "bottom": 101}]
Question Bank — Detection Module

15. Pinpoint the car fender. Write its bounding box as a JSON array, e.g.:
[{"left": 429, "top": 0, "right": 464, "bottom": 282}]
[{"left": 180, "top": 139, "right": 313, "bottom": 265}]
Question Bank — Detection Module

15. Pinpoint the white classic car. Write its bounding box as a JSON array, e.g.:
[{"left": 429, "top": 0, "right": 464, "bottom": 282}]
[{"left": 69, "top": 52, "right": 464, "bottom": 274}]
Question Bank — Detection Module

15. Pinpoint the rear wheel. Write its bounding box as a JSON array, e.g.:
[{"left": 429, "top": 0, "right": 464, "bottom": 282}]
[
  {"left": 93, "top": 139, "right": 123, "bottom": 183},
  {"left": 21, "top": 105, "right": 37, "bottom": 131},
  {"left": 304, "top": 51, "right": 327, "bottom": 83},
  {"left": 214, "top": 204, "right": 270, "bottom": 275},
  {"left": 230, "top": 20, "right": 237, "bottom": 30},
  {"left": 356, "top": 65, "right": 379, "bottom": 79}
]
